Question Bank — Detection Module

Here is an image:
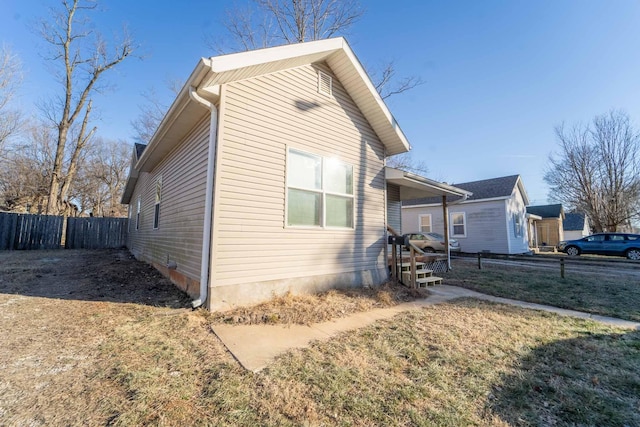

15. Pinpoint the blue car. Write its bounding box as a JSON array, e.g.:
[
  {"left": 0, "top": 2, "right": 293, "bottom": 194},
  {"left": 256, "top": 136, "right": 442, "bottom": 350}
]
[{"left": 557, "top": 233, "right": 640, "bottom": 260}]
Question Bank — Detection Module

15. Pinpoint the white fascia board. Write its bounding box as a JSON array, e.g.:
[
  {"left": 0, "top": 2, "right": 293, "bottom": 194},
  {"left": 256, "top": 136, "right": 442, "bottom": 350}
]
[
  {"left": 401, "top": 195, "right": 512, "bottom": 209},
  {"left": 515, "top": 176, "right": 530, "bottom": 206},
  {"left": 135, "top": 58, "right": 212, "bottom": 172},
  {"left": 338, "top": 43, "right": 411, "bottom": 154},
  {"left": 207, "top": 38, "right": 344, "bottom": 74}
]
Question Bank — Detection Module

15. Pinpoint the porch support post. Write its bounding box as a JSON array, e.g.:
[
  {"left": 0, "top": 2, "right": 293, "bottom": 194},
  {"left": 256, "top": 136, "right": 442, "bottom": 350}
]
[{"left": 442, "top": 195, "right": 451, "bottom": 270}]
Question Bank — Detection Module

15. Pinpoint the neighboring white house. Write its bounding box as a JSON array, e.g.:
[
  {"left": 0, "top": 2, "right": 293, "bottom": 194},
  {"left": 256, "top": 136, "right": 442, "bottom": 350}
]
[
  {"left": 402, "top": 175, "right": 531, "bottom": 254},
  {"left": 120, "top": 38, "right": 469, "bottom": 311},
  {"left": 563, "top": 213, "right": 591, "bottom": 241}
]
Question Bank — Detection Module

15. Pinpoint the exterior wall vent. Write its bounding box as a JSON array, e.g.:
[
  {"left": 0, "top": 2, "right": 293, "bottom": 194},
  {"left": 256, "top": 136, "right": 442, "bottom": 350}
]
[{"left": 318, "top": 71, "right": 332, "bottom": 96}]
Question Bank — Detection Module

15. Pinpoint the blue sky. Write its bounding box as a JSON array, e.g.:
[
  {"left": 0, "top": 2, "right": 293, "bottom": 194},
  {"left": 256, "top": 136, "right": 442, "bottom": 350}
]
[{"left": 3, "top": 0, "right": 640, "bottom": 205}]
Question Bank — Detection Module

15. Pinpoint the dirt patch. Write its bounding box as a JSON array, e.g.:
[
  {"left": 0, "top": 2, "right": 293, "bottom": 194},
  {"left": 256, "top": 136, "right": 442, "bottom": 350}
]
[{"left": 0, "top": 249, "right": 191, "bottom": 307}]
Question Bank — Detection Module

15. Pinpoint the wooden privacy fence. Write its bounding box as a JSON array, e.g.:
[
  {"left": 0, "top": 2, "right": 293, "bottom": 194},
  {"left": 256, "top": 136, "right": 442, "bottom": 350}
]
[
  {"left": 0, "top": 213, "right": 64, "bottom": 250},
  {"left": 65, "top": 217, "right": 128, "bottom": 249},
  {"left": 0, "top": 212, "right": 128, "bottom": 250}
]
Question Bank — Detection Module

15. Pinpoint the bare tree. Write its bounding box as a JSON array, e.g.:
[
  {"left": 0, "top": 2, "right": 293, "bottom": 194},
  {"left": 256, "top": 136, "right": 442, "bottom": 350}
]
[
  {"left": 0, "top": 45, "right": 23, "bottom": 154},
  {"left": 207, "top": 0, "right": 422, "bottom": 99},
  {"left": 545, "top": 110, "right": 640, "bottom": 232},
  {"left": 0, "top": 121, "right": 55, "bottom": 212},
  {"left": 73, "top": 137, "right": 129, "bottom": 216},
  {"left": 131, "top": 81, "right": 181, "bottom": 145},
  {"left": 215, "top": 0, "right": 364, "bottom": 50},
  {"left": 40, "top": 0, "right": 134, "bottom": 215},
  {"left": 371, "top": 61, "right": 424, "bottom": 100},
  {"left": 386, "top": 152, "right": 429, "bottom": 176}
]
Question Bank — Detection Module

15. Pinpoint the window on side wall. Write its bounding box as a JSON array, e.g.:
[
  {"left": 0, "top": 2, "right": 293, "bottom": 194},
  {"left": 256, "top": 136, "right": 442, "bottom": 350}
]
[
  {"left": 419, "top": 214, "right": 432, "bottom": 233},
  {"left": 153, "top": 177, "right": 162, "bottom": 229},
  {"left": 451, "top": 212, "right": 466, "bottom": 237},
  {"left": 287, "top": 148, "right": 353, "bottom": 228},
  {"left": 136, "top": 197, "right": 141, "bottom": 230},
  {"left": 513, "top": 213, "right": 523, "bottom": 237}
]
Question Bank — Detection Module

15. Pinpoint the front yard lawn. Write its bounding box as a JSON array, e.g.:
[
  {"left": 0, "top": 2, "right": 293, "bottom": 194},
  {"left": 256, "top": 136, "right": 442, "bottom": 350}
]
[
  {"left": 445, "top": 258, "right": 640, "bottom": 322},
  {"left": 1, "top": 250, "right": 639, "bottom": 426}
]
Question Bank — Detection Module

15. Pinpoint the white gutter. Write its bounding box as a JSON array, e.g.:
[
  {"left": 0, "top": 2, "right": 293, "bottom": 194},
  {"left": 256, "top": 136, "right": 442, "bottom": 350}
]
[{"left": 189, "top": 87, "right": 218, "bottom": 309}]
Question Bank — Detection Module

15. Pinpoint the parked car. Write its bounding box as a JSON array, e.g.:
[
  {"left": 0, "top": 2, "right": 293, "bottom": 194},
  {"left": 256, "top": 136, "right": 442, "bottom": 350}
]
[
  {"left": 403, "top": 232, "right": 461, "bottom": 253},
  {"left": 557, "top": 233, "right": 640, "bottom": 260}
]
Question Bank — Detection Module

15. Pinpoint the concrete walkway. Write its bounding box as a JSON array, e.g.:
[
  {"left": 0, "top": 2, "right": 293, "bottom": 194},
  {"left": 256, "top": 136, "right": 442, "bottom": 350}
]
[{"left": 211, "top": 285, "right": 640, "bottom": 372}]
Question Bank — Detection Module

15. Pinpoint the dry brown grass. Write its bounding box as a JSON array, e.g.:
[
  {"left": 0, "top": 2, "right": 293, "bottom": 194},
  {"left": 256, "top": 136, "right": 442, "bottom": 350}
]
[
  {"left": 2, "top": 250, "right": 639, "bottom": 426},
  {"left": 208, "top": 282, "right": 429, "bottom": 325}
]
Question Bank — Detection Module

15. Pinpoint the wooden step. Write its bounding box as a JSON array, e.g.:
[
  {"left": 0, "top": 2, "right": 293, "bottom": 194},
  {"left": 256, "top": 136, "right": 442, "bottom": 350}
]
[
  {"left": 402, "top": 270, "right": 433, "bottom": 281},
  {"left": 418, "top": 276, "right": 443, "bottom": 287},
  {"left": 399, "top": 262, "right": 427, "bottom": 271}
]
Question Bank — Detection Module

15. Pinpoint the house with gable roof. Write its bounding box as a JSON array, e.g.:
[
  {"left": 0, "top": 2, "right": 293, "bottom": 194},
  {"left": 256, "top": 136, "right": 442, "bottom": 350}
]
[
  {"left": 120, "top": 38, "right": 470, "bottom": 311},
  {"left": 402, "top": 175, "right": 532, "bottom": 254},
  {"left": 526, "top": 204, "right": 565, "bottom": 247},
  {"left": 563, "top": 213, "right": 591, "bottom": 241}
]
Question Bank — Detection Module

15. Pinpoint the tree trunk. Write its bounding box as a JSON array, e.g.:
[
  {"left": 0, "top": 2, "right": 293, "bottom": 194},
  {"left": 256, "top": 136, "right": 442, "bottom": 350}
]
[{"left": 46, "top": 125, "right": 69, "bottom": 214}]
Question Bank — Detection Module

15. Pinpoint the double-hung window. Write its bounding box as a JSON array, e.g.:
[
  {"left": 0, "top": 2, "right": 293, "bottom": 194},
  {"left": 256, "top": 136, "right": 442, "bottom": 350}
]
[
  {"left": 419, "top": 214, "right": 432, "bottom": 233},
  {"left": 287, "top": 148, "right": 353, "bottom": 228},
  {"left": 451, "top": 212, "right": 466, "bottom": 237},
  {"left": 136, "top": 197, "right": 141, "bottom": 230}
]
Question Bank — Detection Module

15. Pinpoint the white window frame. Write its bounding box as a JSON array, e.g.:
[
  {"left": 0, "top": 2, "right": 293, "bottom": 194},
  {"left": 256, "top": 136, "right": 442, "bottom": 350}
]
[
  {"left": 153, "top": 176, "right": 162, "bottom": 230},
  {"left": 450, "top": 212, "right": 466, "bottom": 237},
  {"left": 513, "top": 212, "right": 523, "bottom": 237},
  {"left": 419, "top": 214, "right": 432, "bottom": 233},
  {"left": 285, "top": 147, "right": 354, "bottom": 229},
  {"left": 136, "top": 197, "right": 141, "bottom": 230}
]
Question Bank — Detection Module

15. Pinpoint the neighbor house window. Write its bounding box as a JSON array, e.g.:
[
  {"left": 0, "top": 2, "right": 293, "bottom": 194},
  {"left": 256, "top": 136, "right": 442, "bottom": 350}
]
[
  {"left": 287, "top": 148, "right": 353, "bottom": 228},
  {"left": 153, "top": 177, "right": 162, "bottom": 229},
  {"left": 136, "top": 197, "right": 141, "bottom": 230},
  {"left": 419, "top": 214, "right": 432, "bottom": 233},
  {"left": 513, "top": 213, "right": 523, "bottom": 237},
  {"left": 451, "top": 212, "right": 466, "bottom": 237}
]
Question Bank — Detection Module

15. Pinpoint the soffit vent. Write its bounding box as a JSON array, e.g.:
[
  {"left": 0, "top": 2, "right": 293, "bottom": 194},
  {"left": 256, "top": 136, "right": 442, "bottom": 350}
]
[{"left": 318, "top": 71, "right": 332, "bottom": 96}]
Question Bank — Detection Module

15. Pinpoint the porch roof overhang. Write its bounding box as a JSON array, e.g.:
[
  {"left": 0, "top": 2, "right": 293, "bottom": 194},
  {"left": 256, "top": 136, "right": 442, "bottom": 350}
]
[
  {"left": 526, "top": 213, "right": 543, "bottom": 221},
  {"left": 385, "top": 167, "right": 472, "bottom": 201}
]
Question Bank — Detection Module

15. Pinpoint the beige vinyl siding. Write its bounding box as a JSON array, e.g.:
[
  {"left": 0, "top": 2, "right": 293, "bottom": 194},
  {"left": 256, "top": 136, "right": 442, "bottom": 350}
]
[
  {"left": 127, "top": 116, "right": 210, "bottom": 281},
  {"left": 213, "top": 62, "right": 386, "bottom": 287}
]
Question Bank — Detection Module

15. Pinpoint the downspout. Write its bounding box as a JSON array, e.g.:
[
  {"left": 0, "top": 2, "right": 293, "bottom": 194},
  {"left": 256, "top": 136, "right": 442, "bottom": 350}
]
[
  {"left": 189, "top": 87, "right": 218, "bottom": 309},
  {"left": 444, "top": 193, "right": 469, "bottom": 270}
]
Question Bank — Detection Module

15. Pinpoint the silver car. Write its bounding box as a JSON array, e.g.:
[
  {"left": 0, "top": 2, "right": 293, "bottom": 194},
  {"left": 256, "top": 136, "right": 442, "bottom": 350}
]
[{"left": 403, "top": 232, "right": 461, "bottom": 253}]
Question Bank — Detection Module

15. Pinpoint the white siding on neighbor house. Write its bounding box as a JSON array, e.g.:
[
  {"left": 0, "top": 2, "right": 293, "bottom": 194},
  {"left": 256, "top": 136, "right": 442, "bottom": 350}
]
[
  {"left": 212, "top": 62, "right": 387, "bottom": 288},
  {"left": 386, "top": 183, "right": 401, "bottom": 232},
  {"left": 127, "top": 116, "right": 210, "bottom": 281},
  {"left": 505, "top": 187, "right": 530, "bottom": 253},
  {"left": 402, "top": 199, "right": 511, "bottom": 253}
]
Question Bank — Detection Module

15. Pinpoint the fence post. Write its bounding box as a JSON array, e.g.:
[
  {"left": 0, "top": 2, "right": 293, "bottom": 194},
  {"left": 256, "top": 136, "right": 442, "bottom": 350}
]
[
  {"left": 560, "top": 258, "right": 565, "bottom": 278},
  {"left": 477, "top": 252, "right": 482, "bottom": 270}
]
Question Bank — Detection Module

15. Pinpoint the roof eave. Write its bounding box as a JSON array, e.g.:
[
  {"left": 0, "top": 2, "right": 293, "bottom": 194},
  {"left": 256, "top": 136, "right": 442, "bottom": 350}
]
[
  {"left": 386, "top": 167, "right": 471, "bottom": 201},
  {"left": 133, "top": 38, "right": 411, "bottom": 174}
]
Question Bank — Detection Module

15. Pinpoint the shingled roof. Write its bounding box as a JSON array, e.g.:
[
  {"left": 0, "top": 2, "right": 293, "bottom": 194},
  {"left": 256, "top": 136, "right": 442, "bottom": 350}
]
[
  {"left": 135, "top": 143, "right": 147, "bottom": 159},
  {"left": 526, "top": 204, "right": 564, "bottom": 219},
  {"left": 403, "top": 175, "right": 521, "bottom": 206},
  {"left": 563, "top": 213, "right": 586, "bottom": 231}
]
